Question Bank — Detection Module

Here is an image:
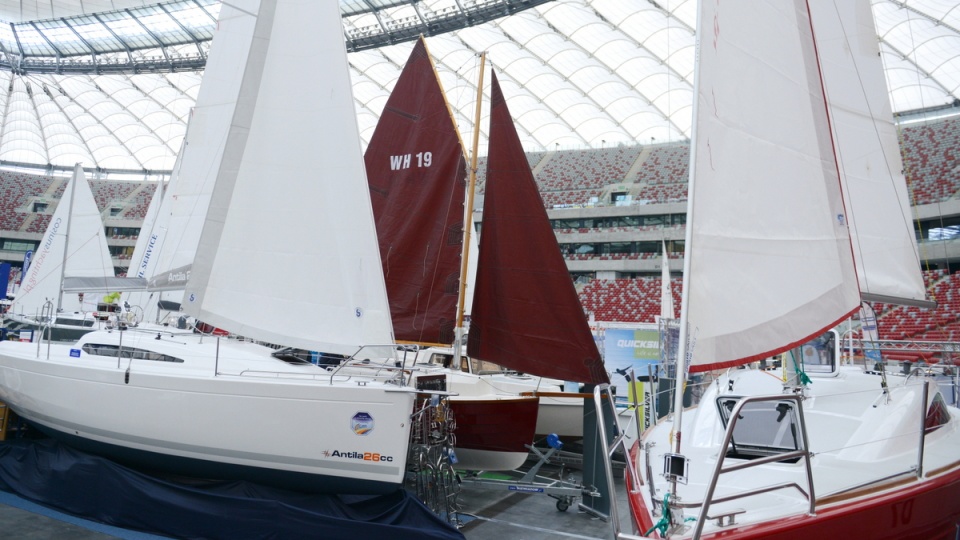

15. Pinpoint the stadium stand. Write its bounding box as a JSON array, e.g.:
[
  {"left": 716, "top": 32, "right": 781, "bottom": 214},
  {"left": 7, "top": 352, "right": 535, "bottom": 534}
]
[
  {"left": 24, "top": 179, "right": 66, "bottom": 233},
  {"left": 121, "top": 182, "right": 158, "bottom": 220},
  {"left": 2, "top": 116, "right": 959, "bottom": 332},
  {"left": 578, "top": 273, "right": 682, "bottom": 323},
  {"left": 899, "top": 115, "right": 960, "bottom": 204},
  {"left": 90, "top": 180, "right": 138, "bottom": 214},
  {"left": 0, "top": 170, "right": 56, "bottom": 231}
]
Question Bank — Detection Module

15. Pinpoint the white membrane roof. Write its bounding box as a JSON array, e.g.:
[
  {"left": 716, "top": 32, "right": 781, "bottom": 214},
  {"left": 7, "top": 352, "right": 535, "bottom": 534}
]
[{"left": 0, "top": 0, "right": 954, "bottom": 173}]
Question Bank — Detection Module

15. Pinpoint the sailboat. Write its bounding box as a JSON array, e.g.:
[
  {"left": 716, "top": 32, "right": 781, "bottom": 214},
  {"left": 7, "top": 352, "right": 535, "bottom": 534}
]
[
  {"left": 3, "top": 164, "right": 139, "bottom": 342},
  {"left": 596, "top": 1, "right": 960, "bottom": 538},
  {"left": 0, "top": 0, "right": 418, "bottom": 495},
  {"left": 363, "top": 38, "right": 538, "bottom": 471},
  {"left": 361, "top": 37, "right": 607, "bottom": 470}
]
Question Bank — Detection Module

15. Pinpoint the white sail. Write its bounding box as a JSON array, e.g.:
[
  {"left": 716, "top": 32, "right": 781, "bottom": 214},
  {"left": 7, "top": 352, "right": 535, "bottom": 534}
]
[
  {"left": 123, "top": 178, "right": 166, "bottom": 319},
  {"left": 682, "top": 1, "right": 861, "bottom": 372},
  {"left": 660, "top": 240, "right": 674, "bottom": 320},
  {"left": 13, "top": 164, "right": 114, "bottom": 316},
  {"left": 183, "top": 0, "right": 394, "bottom": 355},
  {"left": 144, "top": 3, "right": 260, "bottom": 293},
  {"left": 127, "top": 179, "right": 165, "bottom": 281},
  {"left": 811, "top": 0, "right": 931, "bottom": 308},
  {"left": 463, "top": 210, "right": 480, "bottom": 318}
]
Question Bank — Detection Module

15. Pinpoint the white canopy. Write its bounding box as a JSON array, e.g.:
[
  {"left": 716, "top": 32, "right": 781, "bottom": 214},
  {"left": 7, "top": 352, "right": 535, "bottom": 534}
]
[{"left": 0, "top": 0, "right": 953, "bottom": 172}]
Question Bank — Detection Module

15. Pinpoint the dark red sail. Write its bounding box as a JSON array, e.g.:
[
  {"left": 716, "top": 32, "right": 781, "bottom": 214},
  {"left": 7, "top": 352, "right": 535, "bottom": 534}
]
[
  {"left": 467, "top": 71, "right": 608, "bottom": 384},
  {"left": 365, "top": 37, "right": 467, "bottom": 345}
]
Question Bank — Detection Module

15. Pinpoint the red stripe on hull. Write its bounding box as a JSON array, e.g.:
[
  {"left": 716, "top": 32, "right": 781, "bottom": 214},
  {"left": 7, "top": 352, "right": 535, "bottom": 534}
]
[
  {"left": 450, "top": 397, "right": 539, "bottom": 453},
  {"left": 626, "top": 444, "right": 960, "bottom": 539}
]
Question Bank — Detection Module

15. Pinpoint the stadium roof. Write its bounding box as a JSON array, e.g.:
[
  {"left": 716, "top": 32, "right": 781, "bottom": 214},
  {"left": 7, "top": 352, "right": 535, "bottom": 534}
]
[{"left": 0, "top": 0, "right": 955, "bottom": 176}]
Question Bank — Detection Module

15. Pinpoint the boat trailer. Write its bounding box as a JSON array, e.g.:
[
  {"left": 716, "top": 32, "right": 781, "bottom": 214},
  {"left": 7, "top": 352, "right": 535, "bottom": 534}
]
[{"left": 457, "top": 434, "right": 601, "bottom": 512}]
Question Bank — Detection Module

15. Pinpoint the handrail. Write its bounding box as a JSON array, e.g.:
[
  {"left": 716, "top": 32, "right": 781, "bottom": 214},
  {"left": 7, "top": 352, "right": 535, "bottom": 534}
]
[
  {"left": 692, "top": 393, "right": 816, "bottom": 539},
  {"left": 40, "top": 299, "right": 54, "bottom": 360},
  {"left": 594, "top": 386, "right": 817, "bottom": 540},
  {"left": 592, "top": 383, "right": 647, "bottom": 540},
  {"left": 328, "top": 359, "right": 416, "bottom": 385},
  {"left": 917, "top": 381, "right": 929, "bottom": 479}
]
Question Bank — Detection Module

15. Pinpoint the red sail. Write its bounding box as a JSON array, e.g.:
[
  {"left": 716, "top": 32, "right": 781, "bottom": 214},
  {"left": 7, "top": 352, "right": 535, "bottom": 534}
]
[
  {"left": 365, "top": 38, "right": 467, "bottom": 345},
  {"left": 467, "top": 71, "right": 608, "bottom": 384}
]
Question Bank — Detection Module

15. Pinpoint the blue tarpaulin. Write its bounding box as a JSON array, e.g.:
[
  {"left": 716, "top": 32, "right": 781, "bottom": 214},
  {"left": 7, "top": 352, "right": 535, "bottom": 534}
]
[{"left": 0, "top": 438, "right": 464, "bottom": 540}]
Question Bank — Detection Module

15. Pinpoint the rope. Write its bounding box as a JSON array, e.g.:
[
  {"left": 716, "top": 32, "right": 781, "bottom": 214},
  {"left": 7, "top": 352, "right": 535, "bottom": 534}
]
[
  {"left": 644, "top": 492, "right": 696, "bottom": 538},
  {"left": 789, "top": 349, "right": 812, "bottom": 386},
  {"left": 644, "top": 493, "right": 673, "bottom": 537}
]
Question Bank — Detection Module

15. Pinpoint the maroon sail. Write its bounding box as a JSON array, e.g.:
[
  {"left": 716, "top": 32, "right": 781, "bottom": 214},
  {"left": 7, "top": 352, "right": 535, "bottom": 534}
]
[
  {"left": 467, "top": 71, "right": 608, "bottom": 384},
  {"left": 365, "top": 38, "right": 467, "bottom": 345}
]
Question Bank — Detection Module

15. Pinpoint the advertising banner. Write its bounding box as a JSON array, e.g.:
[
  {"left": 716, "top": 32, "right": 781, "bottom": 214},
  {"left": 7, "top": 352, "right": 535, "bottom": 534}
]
[{"left": 604, "top": 326, "right": 660, "bottom": 394}]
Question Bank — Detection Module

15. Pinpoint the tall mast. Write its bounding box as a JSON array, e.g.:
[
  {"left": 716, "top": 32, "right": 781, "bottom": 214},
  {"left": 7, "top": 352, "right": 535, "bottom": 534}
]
[
  {"left": 670, "top": 0, "right": 706, "bottom": 497},
  {"left": 453, "top": 51, "right": 485, "bottom": 362}
]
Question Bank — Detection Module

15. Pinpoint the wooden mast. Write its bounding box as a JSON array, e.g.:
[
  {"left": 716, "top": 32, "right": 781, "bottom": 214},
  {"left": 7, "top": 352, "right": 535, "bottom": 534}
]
[{"left": 453, "top": 51, "right": 485, "bottom": 362}]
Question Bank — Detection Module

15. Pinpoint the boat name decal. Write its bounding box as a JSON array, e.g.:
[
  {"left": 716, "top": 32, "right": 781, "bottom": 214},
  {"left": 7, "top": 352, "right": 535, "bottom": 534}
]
[
  {"left": 167, "top": 270, "right": 190, "bottom": 283},
  {"left": 389, "top": 151, "right": 432, "bottom": 170},
  {"left": 323, "top": 450, "right": 394, "bottom": 462}
]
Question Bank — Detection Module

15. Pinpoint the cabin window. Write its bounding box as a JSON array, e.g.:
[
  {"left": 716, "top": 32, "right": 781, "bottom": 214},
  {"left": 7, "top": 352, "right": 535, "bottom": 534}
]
[
  {"left": 470, "top": 358, "right": 507, "bottom": 375},
  {"left": 717, "top": 397, "right": 803, "bottom": 462},
  {"left": 425, "top": 353, "right": 453, "bottom": 368},
  {"left": 81, "top": 343, "right": 183, "bottom": 363},
  {"left": 798, "top": 331, "right": 836, "bottom": 374},
  {"left": 55, "top": 317, "right": 94, "bottom": 328},
  {"left": 925, "top": 393, "right": 950, "bottom": 434}
]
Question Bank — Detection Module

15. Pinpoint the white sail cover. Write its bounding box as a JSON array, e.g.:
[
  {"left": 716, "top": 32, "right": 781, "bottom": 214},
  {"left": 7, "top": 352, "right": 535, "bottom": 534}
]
[
  {"left": 183, "top": 0, "right": 394, "bottom": 354},
  {"left": 811, "top": 0, "right": 930, "bottom": 308},
  {"left": 683, "top": 1, "right": 861, "bottom": 372},
  {"left": 660, "top": 240, "right": 674, "bottom": 320},
  {"left": 13, "top": 164, "right": 114, "bottom": 316}
]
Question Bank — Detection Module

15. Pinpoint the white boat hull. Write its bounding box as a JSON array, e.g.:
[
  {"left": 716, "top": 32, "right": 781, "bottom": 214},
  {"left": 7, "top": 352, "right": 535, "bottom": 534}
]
[
  {"left": 535, "top": 395, "right": 584, "bottom": 440},
  {"left": 0, "top": 330, "right": 416, "bottom": 494}
]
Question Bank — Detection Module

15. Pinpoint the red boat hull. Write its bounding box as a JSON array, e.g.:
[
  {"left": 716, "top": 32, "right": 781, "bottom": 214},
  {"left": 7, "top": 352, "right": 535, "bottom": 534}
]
[
  {"left": 449, "top": 396, "right": 539, "bottom": 470},
  {"left": 626, "top": 444, "right": 960, "bottom": 539}
]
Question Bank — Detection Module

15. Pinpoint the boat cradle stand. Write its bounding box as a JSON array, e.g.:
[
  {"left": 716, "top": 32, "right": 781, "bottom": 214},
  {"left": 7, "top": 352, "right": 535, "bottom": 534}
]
[{"left": 457, "top": 435, "right": 600, "bottom": 512}]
